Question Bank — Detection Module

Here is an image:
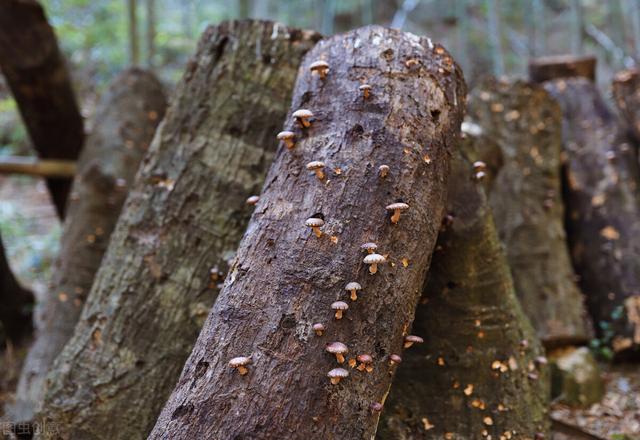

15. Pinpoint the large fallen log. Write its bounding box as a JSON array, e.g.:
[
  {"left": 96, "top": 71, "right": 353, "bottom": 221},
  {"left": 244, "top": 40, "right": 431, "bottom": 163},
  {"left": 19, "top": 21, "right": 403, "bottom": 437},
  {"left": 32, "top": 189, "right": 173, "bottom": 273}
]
[
  {"left": 378, "top": 137, "right": 550, "bottom": 439},
  {"left": 468, "top": 78, "right": 592, "bottom": 347},
  {"left": 0, "top": 233, "right": 33, "bottom": 345},
  {"left": 7, "top": 68, "right": 166, "bottom": 422},
  {"left": 0, "top": 0, "right": 85, "bottom": 218},
  {"left": 528, "top": 55, "right": 596, "bottom": 84},
  {"left": 148, "top": 25, "right": 466, "bottom": 440},
  {"left": 542, "top": 77, "right": 640, "bottom": 356},
  {"left": 39, "top": 21, "right": 321, "bottom": 439}
]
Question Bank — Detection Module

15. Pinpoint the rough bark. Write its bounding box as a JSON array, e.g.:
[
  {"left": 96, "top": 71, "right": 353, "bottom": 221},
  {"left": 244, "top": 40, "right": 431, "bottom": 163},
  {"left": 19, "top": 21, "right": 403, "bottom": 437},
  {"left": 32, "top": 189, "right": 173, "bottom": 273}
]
[
  {"left": 148, "top": 25, "right": 466, "bottom": 440},
  {"left": 39, "top": 21, "right": 321, "bottom": 440},
  {"left": 378, "top": 137, "right": 550, "bottom": 440},
  {"left": 6, "top": 68, "right": 166, "bottom": 423},
  {"left": 0, "top": 0, "right": 85, "bottom": 218},
  {"left": 0, "top": 234, "right": 34, "bottom": 345},
  {"left": 467, "top": 78, "right": 592, "bottom": 347},
  {"left": 542, "top": 77, "right": 640, "bottom": 356},
  {"left": 612, "top": 68, "right": 640, "bottom": 144},
  {"left": 528, "top": 55, "right": 596, "bottom": 84}
]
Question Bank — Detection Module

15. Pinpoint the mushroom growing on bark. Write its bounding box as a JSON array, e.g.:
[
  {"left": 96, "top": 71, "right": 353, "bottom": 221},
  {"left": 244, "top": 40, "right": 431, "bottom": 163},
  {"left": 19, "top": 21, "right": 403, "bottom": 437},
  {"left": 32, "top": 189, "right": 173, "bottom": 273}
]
[
  {"left": 326, "top": 342, "right": 348, "bottom": 364},
  {"left": 312, "top": 323, "right": 325, "bottom": 336},
  {"left": 403, "top": 335, "right": 424, "bottom": 348},
  {"left": 356, "top": 354, "right": 373, "bottom": 372},
  {"left": 379, "top": 165, "right": 390, "bottom": 178},
  {"left": 386, "top": 202, "right": 409, "bottom": 224},
  {"left": 277, "top": 130, "right": 295, "bottom": 149},
  {"left": 306, "top": 161, "right": 326, "bottom": 180},
  {"left": 331, "top": 300, "right": 349, "bottom": 319},
  {"left": 228, "top": 356, "right": 252, "bottom": 375},
  {"left": 305, "top": 217, "right": 324, "bottom": 238},
  {"left": 292, "top": 109, "right": 313, "bottom": 128},
  {"left": 359, "top": 84, "right": 372, "bottom": 99},
  {"left": 361, "top": 242, "right": 378, "bottom": 254},
  {"left": 363, "top": 253, "right": 386, "bottom": 274},
  {"left": 246, "top": 195, "right": 259, "bottom": 205},
  {"left": 345, "top": 282, "right": 362, "bottom": 301},
  {"left": 309, "top": 60, "right": 329, "bottom": 79},
  {"left": 327, "top": 368, "right": 348, "bottom": 384},
  {"left": 389, "top": 354, "right": 402, "bottom": 365}
]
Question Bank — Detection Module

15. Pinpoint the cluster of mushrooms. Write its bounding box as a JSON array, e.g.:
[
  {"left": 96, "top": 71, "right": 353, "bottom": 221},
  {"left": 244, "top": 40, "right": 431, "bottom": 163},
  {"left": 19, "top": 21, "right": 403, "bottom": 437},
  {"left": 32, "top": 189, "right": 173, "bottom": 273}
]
[{"left": 230, "top": 59, "right": 425, "bottom": 399}]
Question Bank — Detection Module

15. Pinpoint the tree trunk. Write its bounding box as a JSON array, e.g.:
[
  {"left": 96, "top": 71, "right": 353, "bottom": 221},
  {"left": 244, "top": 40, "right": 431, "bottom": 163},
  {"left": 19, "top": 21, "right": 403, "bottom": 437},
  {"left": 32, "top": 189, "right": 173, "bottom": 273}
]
[
  {"left": 6, "top": 68, "right": 166, "bottom": 423},
  {"left": 540, "top": 76, "right": 640, "bottom": 356},
  {"left": 468, "top": 78, "right": 592, "bottom": 347},
  {"left": 148, "top": 25, "right": 467, "bottom": 440},
  {"left": 0, "top": 0, "right": 85, "bottom": 219},
  {"left": 127, "top": 0, "right": 140, "bottom": 66},
  {"left": 486, "top": 0, "right": 505, "bottom": 76},
  {"left": 145, "top": 0, "right": 156, "bottom": 68},
  {"left": 612, "top": 68, "right": 640, "bottom": 144},
  {"left": 378, "top": 134, "right": 550, "bottom": 440},
  {"left": 528, "top": 55, "right": 596, "bottom": 84},
  {"left": 0, "top": 234, "right": 33, "bottom": 345},
  {"left": 39, "top": 21, "right": 321, "bottom": 439},
  {"left": 569, "top": 0, "right": 583, "bottom": 55}
]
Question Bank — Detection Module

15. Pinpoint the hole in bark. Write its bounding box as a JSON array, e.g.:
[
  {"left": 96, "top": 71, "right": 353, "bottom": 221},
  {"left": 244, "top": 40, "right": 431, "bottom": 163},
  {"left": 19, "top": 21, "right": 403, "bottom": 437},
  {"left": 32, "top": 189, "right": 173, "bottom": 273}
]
[
  {"left": 194, "top": 360, "right": 209, "bottom": 381},
  {"left": 279, "top": 314, "right": 297, "bottom": 329},
  {"left": 381, "top": 48, "right": 394, "bottom": 61},
  {"left": 135, "top": 360, "right": 145, "bottom": 368},
  {"left": 446, "top": 281, "right": 457, "bottom": 289},
  {"left": 430, "top": 109, "right": 441, "bottom": 121},
  {"left": 300, "top": 91, "right": 313, "bottom": 106},
  {"left": 310, "top": 212, "right": 324, "bottom": 220},
  {"left": 262, "top": 54, "right": 273, "bottom": 64},
  {"left": 171, "top": 403, "right": 194, "bottom": 421},
  {"left": 374, "top": 341, "right": 386, "bottom": 357},
  {"left": 212, "top": 36, "right": 228, "bottom": 64}
]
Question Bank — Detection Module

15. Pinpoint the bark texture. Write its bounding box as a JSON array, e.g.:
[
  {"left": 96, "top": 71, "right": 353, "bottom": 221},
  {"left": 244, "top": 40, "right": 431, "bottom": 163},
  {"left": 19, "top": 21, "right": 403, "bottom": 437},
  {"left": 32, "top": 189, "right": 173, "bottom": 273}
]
[
  {"left": 612, "top": 68, "right": 640, "bottom": 144},
  {"left": 378, "top": 139, "right": 550, "bottom": 440},
  {"left": 468, "top": 78, "right": 592, "bottom": 346},
  {"left": 7, "top": 68, "right": 166, "bottom": 423},
  {"left": 543, "top": 77, "right": 640, "bottom": 356},
  {"left": 528, "top": 55, "right": 596, "bottom": 84},
  {"left": 148, "top": 25, "right": 466, "bottom": 440},
  {"left": 0, "top": 233, "right": 33, "bottom": 345},
  {"left": 0, "top": 0, "right": 85, "bottom": 218},
  {"left": 39, "top": 21, "right": 320, "bottom": 440}
]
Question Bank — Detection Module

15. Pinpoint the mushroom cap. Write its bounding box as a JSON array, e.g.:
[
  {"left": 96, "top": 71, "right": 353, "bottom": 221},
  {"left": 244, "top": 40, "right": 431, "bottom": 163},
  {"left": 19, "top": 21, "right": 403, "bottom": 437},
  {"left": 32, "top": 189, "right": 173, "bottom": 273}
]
[
  {"left": 473, "top": 160, "right": 487, "bottom": 170},
  {"left": 292, "top": 109, "right": 313, "bottom": 119},
  {"left": 357, "top": 354, "right": 373, "bottom": 363},
  {"left": 276, "top": 130, "right": 294, "bottom": 140},
  {"left": 327, "top": 367, "right": 349, "bottom": 378},
  {"left": 312, "top": 323, "right": 325, "bottom": 331},
  {"left": 379, "top": 164, "right": 389, "bottom": 171},
  {"left": 326, "top": 342, "right": 348, "bottom": 354},
  {"left": 363, "top": 253, "right": 386, "bottom": 265},
  {"left": 310, "top": 60, "right": 329, "bottom": 70},
  {"left": 228, "top": 356, "right": 252, "bottom": 367},
  {"left": 305, "top": 217, "right": 325, "bottom": 228},
  {"left": 386, "top": 202, "right": 409, "bottom": 211},
  {"left": 359, "top": 84, "right": 372, "bottom": 90},
  {"left": 306, "top": 161, "right": 325, "bottom": 170},
  {"left": 331, "top": 300, "right": 349, "bottom": 311},
  {"left": 345, "top": 282, "right": 362, "bottom": 291},
  {"left": 404, "top": 335, "right": 424, "bottom": 344},
  {"left": 390, "top": 354, "right": 402, "bottom": 363},
  {"left": 246, "top": 195, "right": 260, "bottom": 205},
  {"left": 361, "top": 242, "right": 378, "bottom": 251}
]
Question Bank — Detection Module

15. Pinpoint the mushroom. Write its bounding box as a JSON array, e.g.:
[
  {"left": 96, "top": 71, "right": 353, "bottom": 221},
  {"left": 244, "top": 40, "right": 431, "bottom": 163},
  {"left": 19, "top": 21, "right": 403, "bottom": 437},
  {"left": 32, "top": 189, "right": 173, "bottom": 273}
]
[
  {"left": 345, "top": 282, "right": 362, "bottom": 301},
  {"left": 310, "top": 60, "right": 329, "bottom": 79},
  {"left": 473, "top": 161, "right": 487, "bottom": 172},
  {"left": 228, "top": 356, "right": 252, "bottom": 375},
  {"left": 292, "top": 109, "right": 313, "bottom": 128},
  {"left": 363, "top": 253, "right": 386, "bottom": 274},
  {"left": 404, "top": 335, "right": 424, "bottom": 348},
  {"left": 312, "top": 323, "right": 325, "bottom": 336},
  {"left": 386, "top": 202, "right": 409, "bottom": 224},
  {"left": 356, "top": 354, "right": 373, "bottom": 372},
  {"left": 379, "top": 165, "right": 390, "bottom": 178},
  {"left": 277, "top": 131, "right": 295, "bottom": 149},
  {"left": 331, "top": 300, "right": 349, "bottom": 319},
  {"left": 361, "top": 242, "right": 378, "bottom": 254},
  {"left": 359, "top": 84, "right": 372, "bottom": 99},
  {"left": 326, "top": 342, "right": 348, "bottom": 363},
  {"left": 389, "top": 354, "right": 402, "bottom": 365},
  {"left": 475, "top": 171, "right": 486, "bottom": 181},
  {"left": 305, "top": 217, "right": 324, "bottom": 238},
  {"left": 306, "top": 161, "right": 326, "bottom": 180},
  {"left": 327, "top": 367, "right": 349, "bottom": 384},
  {"left": 370, "top": 402, "right": 383, "bottom": 412},
  {"left": 246, "top": 195, "right": 260, "bottom": 205}
]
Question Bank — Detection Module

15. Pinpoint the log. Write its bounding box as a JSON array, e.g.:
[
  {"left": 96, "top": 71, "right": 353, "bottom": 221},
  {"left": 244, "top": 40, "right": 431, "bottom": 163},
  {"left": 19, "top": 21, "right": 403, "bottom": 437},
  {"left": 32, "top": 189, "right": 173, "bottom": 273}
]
[
  {"left": 38, "top": 21, "right": 321, "bottom": 439},
  {"left": 467, "top": 78, "right": 593, "bottom": 347},
  {"left": 612, "top": 68, "right": 640, "bottom": 143},
  {"left": 148, "top": 25, "right": 466, "bottom": 440},
  {"left": 0, "top": 0, "right": 85, "bottom": 218},
  {"left": 528, "top": 55, "right": 596, "bottom": 84},
  {"left": 6, "top": 68, "right": 166, "bottom": 422},
  {"left": 0, "top": 157, "right": 76, "bottom": 178},
  {"left": 378, "top": 139, "right": 550, "bottom": 439},
  {"left": 0, "top": 233, "right": 33, "bottom": 345},
  {"left": 543, "top": 77, "right": 640, "bottom": 356}
]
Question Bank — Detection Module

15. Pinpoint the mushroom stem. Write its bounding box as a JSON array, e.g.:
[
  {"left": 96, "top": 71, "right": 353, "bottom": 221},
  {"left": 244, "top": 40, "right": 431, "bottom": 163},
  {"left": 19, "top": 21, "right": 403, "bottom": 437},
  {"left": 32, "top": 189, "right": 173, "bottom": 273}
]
[
  {"left": 391, "top": 209, "right": 402, "bottom": 224},
  {"left": 362, "top": 89, "right": 370, "bottom": 99},
  {"left": 357, "top": 363, "right": 366, "bottom": 372},
  {"left": 366, "top": 366, "right": 373, "bottom": 373},
  {"left": 369, "top": 263, "right": 378, "bottom": 274},
  {"left": 312, "top": 226, "right": 322, "bottom": 238},
  {"left": 314, "top": 169, "right": 325, "bottom": 180},
  {"left": 350, "top": 290, "right": 357, "bottom": 301},
  {"left": 314, "top": 329, "right": 323, "bottom": 336},
  {"left": 335, "top": 310, "right": 343, "bottom": 320},
  {"left": 336, "top": 353, "right": 345, "bottom": 364},
  {"left": 330, "top": 377, "right": 341, "bottom": 385},
  {"left": 238, "top": 366, "right": 248, "bottom": 375},
  {"left": 284, "top": 139, "right": 295, "bottom": 149},
  {"left": 297, "top": 117, "right": 311, "bottom": 128},
  {"left": 367, "top": 249, "right": 375, "bottom": 254},
  {"left": 403, "top": 341, "right": 414, "bottom": 348}
]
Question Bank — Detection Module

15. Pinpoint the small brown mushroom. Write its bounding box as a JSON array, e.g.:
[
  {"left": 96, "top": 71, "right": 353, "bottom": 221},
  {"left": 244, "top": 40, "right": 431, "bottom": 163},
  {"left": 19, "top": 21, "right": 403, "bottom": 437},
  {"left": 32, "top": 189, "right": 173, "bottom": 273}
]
[
  {"left": 312, "top": 323, "right": 325, "bottom": 336},
  {"left": 345, "top": 282, "right": 362, "bottom": 301},
  {"left": 277, "top": 130, "right": 295, "bottom": 149},
  {"left": 389, "top": 354, "right": 402, "bottom": 365},
  {"left": 331, "top": 300, "right": 349, "bottom": 319},
  {"left": 326, "top": 342, "right": 348, "bottom": 363},
  {"left": 370, "top": 402, "right": 383, "bottom": 412},
  {"left": 359, "top": 84, "right": 372, "bottom": 99},
  {"left": 228, "top": 356, "right": 252, "bottom": 375},
  {"left": 292, "top": 109, "right": 313, "bottom": 128},
  {"left": 386, "top": 202, "right": 409, "bottom": 224},
  {"left": 356, "top": 354, "right": 373, "bottom": 372},
  {"left": 327, "top": 367, "right": 349, "bottom": 384},
  {"left": 305, "top": 217, "right": 324, "bottom": 238},
  {"left": 379, "top": 165, "right": 390, "bottom": 178},
  {"left": 404, "top": 335, "right": 424, "bottom": 348},
  {"left": 246, "top": 195, "right": 260, "bottom": 205},
  {"left": 363, "top": 253, "right": 386, "bottom": 274},
  {"left": 306, "top": 161, "right": 326, "bottom": 180},
  {"left": 361, "top": 242, "right": 378, "bottom": 254},
  {"left": 310, "top": 60, "right": 329, "bottom": 79}
]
